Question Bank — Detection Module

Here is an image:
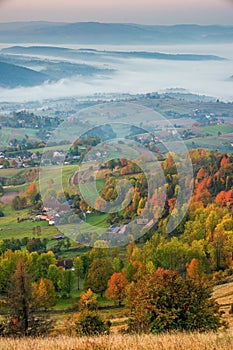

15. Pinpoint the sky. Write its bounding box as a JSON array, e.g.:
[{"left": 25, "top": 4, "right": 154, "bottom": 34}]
[{"left": 0, "top": 0, "right": 233, "bottom": 25}]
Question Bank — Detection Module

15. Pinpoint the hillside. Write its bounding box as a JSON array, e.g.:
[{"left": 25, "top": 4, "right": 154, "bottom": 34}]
[
  {"left": 0, "top": 61, "right": 48, "bottom": 88},
  {"left": 0, "top": 22, "right": 232, "bottom": 44},
  {"left": 1, "top": 46, "right": 225, "bottom": 61}
]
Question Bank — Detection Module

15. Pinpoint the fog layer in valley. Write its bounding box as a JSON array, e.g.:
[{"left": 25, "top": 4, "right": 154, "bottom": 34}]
[{"left": 0, "top": 43, "right": 232, "bottom": 102}]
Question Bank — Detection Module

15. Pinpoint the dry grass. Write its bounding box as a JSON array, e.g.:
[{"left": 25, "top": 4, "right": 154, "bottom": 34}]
[
  {"left": 0, "top": 331, "right": 233, "bottom": 350},
  {"left": 213, "top": 281, "right": 233, "bottom": 328},
  {"left": 213, "top": 282, "right": 233, "bottom": 303}
]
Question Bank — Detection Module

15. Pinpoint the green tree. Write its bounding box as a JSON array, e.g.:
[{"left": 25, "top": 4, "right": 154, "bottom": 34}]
[
  {"left": 85, "top": 258, "right": 113, "bottom": 297},
  {"left": 47, "top": 264, "right": 62, "bottom": 292},
  {"left": 73, "top": 256, "right": 84, "bottom": 290},
  {"left": 58, "top": 270, "right": 74, "bottom": 296},
  {"left": 112, "top": 257, "right": 123, "bottom": 272}
]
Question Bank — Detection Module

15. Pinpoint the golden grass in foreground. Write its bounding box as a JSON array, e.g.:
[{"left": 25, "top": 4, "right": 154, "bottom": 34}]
[{"left": 0, "top": 331, "right": 233, "bottom": 350}]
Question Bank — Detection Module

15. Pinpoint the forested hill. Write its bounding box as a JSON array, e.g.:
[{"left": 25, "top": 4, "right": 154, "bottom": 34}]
[{"left": 0, "top": 61, "right": 48, "bottom": 88}]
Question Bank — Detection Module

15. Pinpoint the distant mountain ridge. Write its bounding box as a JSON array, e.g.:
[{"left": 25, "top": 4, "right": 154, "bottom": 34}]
[
  {"left": 0, "top": 22, "right": 233, "bottom": 44},
  {"left": 2, "top": 46, "right": 225, "bottom": 61}
]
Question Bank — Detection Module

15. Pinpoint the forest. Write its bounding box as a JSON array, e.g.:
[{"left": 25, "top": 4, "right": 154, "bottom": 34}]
[{"left": 0, "top": 149, "right": 233, "bottom": 337}]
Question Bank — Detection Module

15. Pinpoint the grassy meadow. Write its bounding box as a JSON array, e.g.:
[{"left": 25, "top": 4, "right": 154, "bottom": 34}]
[{"left": 0, "top": 331, "right": 233, "bottom": 350}]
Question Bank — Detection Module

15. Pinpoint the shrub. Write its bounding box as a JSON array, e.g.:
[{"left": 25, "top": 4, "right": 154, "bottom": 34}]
[{"left": 75, "top": 311, "right": 110, "bottom": 336}]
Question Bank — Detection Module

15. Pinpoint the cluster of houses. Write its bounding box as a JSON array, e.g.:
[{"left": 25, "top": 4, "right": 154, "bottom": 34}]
[
  {"left": 0, "top": 150, "right": 40, "bottom": 169},
  {"left": 34, "top": 198, "right": 70, "bottom": 226}
]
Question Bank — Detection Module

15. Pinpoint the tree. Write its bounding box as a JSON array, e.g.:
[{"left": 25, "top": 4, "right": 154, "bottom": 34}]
[
  {"left": 128, "top": 268, "right": 225, "bottom": 334},
  {"left": 0, "top": 258, "right": 53, "bottom": 337},
  {"left": 47, "top": 264, "right": 62, "bottom": 291},
  {"left": 11, "top": 196, "right": 26, "bottom": 211},
  {"left": 25, "top": 183, "right": 37, "bottom": 206},
  {"left": 58, "top": 270, "right": 74, "bottom": 296},
  {"left": 0, "top": 184, "right": 4, "bottom": 196},
  {"left": 73, "top": 257, "right": 84, "bottom": 290},
  {"left": 112, "top": 257, "right": 123, "bottom": 272},
  {"left": 79, "top": 288, "right": 98, "bottom": 311},
  {"left": 85, "top": 258, "right": 113, "bottom": 297},
  {"left": 186, "top": 258, "right": 201, "bottom": 279},
  {"left": 32, "top": 278, "right": 56, "bottom": 310},
  {"left": 106, "top": 272, "right": 129, "bottom": 306},
  {"left": 26, "top": 238, "right": 45, "bottom": 253},
  {"left": 89, "top": 242, "right": 109, "bottom": 260}
]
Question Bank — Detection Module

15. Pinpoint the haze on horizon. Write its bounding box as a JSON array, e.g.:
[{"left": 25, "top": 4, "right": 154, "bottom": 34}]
[{"left": 0, "top": 0, "right": 232, "bottom": 25}]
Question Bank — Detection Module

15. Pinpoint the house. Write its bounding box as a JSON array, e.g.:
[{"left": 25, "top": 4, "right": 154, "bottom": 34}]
[
  {"left": 54, "top": 233, "right": 65, "bottom": 240},
  {"left": 53, "top": 151, "right": 65, "bottom": 159},
  {"left": 57, "top": 259, "right": 73, "bottom": 270},
  {"left": 137, "top": 218, "right": 149, "bottom": 225}
]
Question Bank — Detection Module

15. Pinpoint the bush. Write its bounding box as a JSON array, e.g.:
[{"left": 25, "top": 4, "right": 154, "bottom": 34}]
[{"left": 75, "top": 311, "right": 110, "bottom": 336}]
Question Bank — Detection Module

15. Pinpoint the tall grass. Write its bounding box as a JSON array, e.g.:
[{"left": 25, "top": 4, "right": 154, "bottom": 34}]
[{"left": 0, "top": 331, "right": 233, "bottom": 350}]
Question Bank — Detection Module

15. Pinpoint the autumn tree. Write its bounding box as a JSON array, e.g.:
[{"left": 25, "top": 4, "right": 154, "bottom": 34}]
[
  {"left": 76, "top": 289, "right": 109, "bottom": 336},
  {"left": 128, "top": 268, "right": 225, "bottom": 334},
  {"left": 186, "top": 258, "right": 201, "bottom": 279},
  {"left": 0, "top": 259, "right": 53, "bottom": 337},
  {"left": 25, "top": 183, "right": 38, "bottom": 206},
  {"left": 32, "top": 278, "right": 56, "bottom": 310},
  {"left": 79, "top": 288, "right": 98, "bottom": 311},
  {"left": 106, "top": 272, "right": 129, "bottom": 306}
]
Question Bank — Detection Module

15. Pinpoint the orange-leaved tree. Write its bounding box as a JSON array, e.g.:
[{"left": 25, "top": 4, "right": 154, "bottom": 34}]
[{"left": 105, "top": 272, "right": 129, "bottom": 306}]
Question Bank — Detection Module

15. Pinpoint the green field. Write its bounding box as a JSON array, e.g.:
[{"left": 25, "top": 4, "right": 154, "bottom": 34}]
[
  {"left": 0, "top": 127, "right": 39, "bottom": 149},
  {"left": 0, "top": 205, "right": 58, "bottom": 240},
  {"left": 0, "top": 168, "right": 29, "bottom": 178},
  {"left": 185, "top": 136, "right": 232, "bottom": 152},
  {"left": 28, "top": 143, "right": 71, "bottom": 154},
  {"left": 38, "top": 164, "right": 78, "bottom": 195},
  {"left": 199, "top": 125, "right": 233, "bottom": 136}
]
